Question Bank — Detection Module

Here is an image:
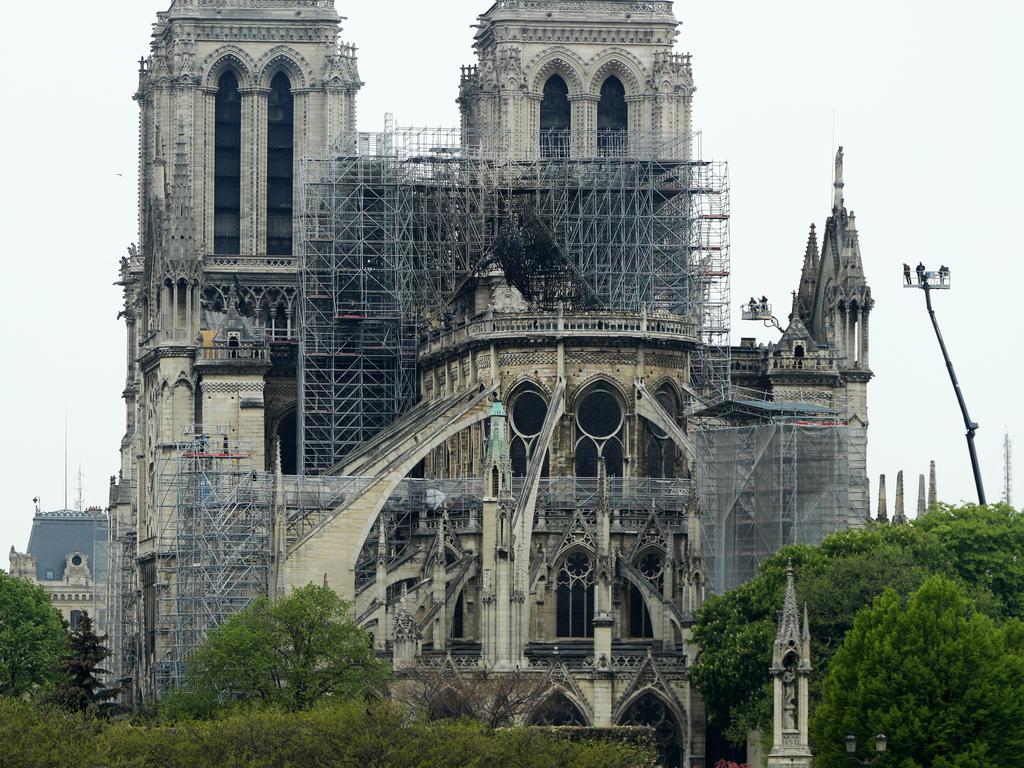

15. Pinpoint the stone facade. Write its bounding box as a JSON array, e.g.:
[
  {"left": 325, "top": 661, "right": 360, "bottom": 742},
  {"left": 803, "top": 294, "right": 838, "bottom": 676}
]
[
  {"left": 111, "top": 0, "right": 359, "bottom": 697},
  {"left": 108, "top": 3, "right": 873, "bottom": 766}
]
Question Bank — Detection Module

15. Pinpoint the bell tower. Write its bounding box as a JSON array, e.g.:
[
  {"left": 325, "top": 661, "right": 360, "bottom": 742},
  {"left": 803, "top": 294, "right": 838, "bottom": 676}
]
[
  {"left": 115, "top": 0, "right": 362, "bottom": 700},
  {"left": 459, "top": 0, "right": 695, "bottom": 158}
]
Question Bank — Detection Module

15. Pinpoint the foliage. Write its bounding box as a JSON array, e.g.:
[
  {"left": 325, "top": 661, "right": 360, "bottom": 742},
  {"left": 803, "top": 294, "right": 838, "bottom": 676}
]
[
  {"left": 0, "top": 570, "right": 67, "bottom": 697},
  {"left": 0, "top": 698, "right": 657, "bottom": 768},
  {"left": 914, "top": 502, "right": 1024, "bottom": 617},
  {"left": 172, "top": 584, "right": 390, "bottom": 714},
  {"left": 812, "top": 576, "right": 1024, "bottom": 768},
  {"left": 691, "top": 503, "right": 1024, "bottom": 746},
  {"left": 47, "top": 612, "right": 118, "bottom": 713}
]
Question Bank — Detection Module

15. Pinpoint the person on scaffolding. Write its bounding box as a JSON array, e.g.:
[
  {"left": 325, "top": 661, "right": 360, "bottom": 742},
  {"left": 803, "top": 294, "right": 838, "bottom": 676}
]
[
  {"left": 916, "top": 261, "right": 926, "bottom": 285},
  {"left": 760, "top": 296, "right": 769, "bottom": 313},
  {"left": 939, "top": 264, "right": 950, "bottom": 284},
  {"left": 904, "top": 263, "right": 912, "bottom": 286},
  {"left": 748, "top": 297, "right": 759, "bottom": 314}
]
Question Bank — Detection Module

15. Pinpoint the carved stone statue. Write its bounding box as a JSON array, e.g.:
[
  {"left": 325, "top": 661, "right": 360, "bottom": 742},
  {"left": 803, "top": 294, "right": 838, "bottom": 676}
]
[{"left": 781, "top": 666, "right": 797, "bottom": 730}]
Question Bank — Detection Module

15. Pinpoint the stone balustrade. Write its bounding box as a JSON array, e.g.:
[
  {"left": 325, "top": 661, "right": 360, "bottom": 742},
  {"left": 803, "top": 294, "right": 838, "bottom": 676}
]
[{"left": 419, "top": 310, "right": 697, "bottom": 361}]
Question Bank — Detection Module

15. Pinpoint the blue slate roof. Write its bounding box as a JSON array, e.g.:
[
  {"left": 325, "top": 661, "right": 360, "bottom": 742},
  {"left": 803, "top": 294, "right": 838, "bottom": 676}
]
[{"left": 25, "top": 509, "right": 108, "bottom": 582}]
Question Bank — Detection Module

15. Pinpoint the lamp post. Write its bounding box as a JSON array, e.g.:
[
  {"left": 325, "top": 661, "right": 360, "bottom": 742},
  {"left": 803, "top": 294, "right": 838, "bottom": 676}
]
[{"left": 845, "top": 733, "right": 887, "bottom": 766}]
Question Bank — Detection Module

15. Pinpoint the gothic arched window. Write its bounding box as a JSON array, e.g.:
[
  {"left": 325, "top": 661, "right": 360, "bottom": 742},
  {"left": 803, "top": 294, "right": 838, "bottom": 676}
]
[
  {"left": 620, "top": 693, "right": 683, "bottom": 768},
  {"left": 267, "top": 71, "right": 295, "bottom": 256},
  {"left": 575, "top": 385, "right": 624, "bottom": 477},
  {"left": 540, "top": 74, "right": 571, "bottom": 159},
  {"left": 509, "top": 387, "right": 550, "bottom": 478},
  {"left": 214, "top": 71, "right": 242, "bottom": 255},
  {"left": 645, "top": 386, "right": 678, "bottom": 479},
  {"left": 531, "top": 693, "right": 588, "bottom": 726},
  {"left": 627, "top": 551, "right": 663, "bottom": 639},
  {"left": 597, "top": 75, "right": 628, "bottom": 155},
  {"left": 556, "top": 551, "right": 595, "bottom": 638}
]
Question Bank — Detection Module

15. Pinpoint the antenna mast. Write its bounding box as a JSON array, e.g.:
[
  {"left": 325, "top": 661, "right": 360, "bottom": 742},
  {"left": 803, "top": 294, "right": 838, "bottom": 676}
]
[{"left": 1004, "top": 432, "right": 1014, "bottom": 507}]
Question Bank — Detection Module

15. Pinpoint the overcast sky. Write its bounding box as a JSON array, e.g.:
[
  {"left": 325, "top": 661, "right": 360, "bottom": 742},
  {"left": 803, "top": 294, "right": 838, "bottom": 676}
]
[{"left": 2, "top": 1, "right": 1021, "bottom": 558}]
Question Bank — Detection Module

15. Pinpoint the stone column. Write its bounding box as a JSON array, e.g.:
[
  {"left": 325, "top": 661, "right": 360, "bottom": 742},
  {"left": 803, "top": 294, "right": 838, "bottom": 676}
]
[
  {"left": 240, "top": 87, "right": 269, "bottom": 256},
  {"left": 928, "top": 460, "right": 937, "bottom": 508},
  {"left": 876, "top": 474, "right": 888, "bottom": 523},
  {"left": 571, "top": 95, "right": 598, "bottom": 158},
  {"left": 917, "top": 474, "right": 927, "bottom": 517},
  {"left": 199, "top": 86, "right": 217, "bottom": 252},
  {"left": 894, "top": 470, "right": 906, "bottom": 524}
]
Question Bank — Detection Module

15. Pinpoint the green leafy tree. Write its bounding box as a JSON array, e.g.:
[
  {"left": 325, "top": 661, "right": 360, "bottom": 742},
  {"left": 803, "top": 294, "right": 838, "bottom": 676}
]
[
  {"left": 812, "top": 576, "right": 1024, "bottom": 767},
  {"left": 692, "top": 528, "right": 932, "bottom": 745},
  {"left": 691, "top": 503, "right": 1024, "bottom": 747},
  {"left": 914, "top": 502, "right": 1024, "bottom": 617},
  {"left": 48, "top": 612, "right": 117, "bottom": 713},
  {"left": 175, "top": 584, "right": 390, "bottom": 713},
  {"left": 0, "top": 571, "right": 67, "bottom": 697}
]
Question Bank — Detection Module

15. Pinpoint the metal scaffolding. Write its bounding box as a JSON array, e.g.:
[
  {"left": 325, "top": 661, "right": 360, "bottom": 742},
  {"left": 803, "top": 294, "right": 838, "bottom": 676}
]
[
  {"left": 299, "top": 126, "right": 730, "bottom": 473},
  {"left": 152, "top": 429, "right": 273, "bottom": 693},
  {"left": 696, "top": 423, "right": 854, "bottom": 594}
]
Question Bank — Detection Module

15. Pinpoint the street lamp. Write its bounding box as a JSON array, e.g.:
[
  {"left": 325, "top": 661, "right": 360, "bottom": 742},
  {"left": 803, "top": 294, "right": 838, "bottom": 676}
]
[{"left": 845, "top": 733, "right": 887, "bottom": 765}]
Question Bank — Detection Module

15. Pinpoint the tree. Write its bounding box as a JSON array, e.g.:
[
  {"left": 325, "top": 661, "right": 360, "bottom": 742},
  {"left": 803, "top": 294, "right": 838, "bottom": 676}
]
[
  {"left": 812, "top": 576, "right": 1024, "bottom": 767},
  {"left": 0, "top": 571, "right": 67, "bottom": 697},
  {"left": 396, "top": 664, "right": 551, "bottom": 728},
  {"left": 691, "top": 527, "right": 932, "bottom": 745},
  {"left": 691, "top": 503, "right": 1024, "bottom": 748},
  {"left": 48, "top": 612, "right": 117, "bottom": 713},
  {"left": 914, "top": 502, "right": 1024, "bottom": 618},
  {"left": 177, "top": 584, "right": 390, "bottom": 713}
]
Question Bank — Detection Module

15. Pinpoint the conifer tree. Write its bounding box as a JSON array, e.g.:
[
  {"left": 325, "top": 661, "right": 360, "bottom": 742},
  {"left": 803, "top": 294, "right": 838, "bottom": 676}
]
[{"left": 49, "top": 612, "right": 117, "bottom": 713}]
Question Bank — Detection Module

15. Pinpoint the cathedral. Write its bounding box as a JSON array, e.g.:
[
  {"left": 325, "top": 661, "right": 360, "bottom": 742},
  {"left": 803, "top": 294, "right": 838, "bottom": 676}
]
[{"left": 107, "top": 2, "right": 873, "bottom": 766}]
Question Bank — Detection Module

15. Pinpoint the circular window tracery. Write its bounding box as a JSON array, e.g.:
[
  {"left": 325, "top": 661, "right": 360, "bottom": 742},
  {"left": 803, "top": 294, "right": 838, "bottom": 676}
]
[
  {"left": 509, "top": 386, "right": 550, "bottom": 478},
  {"left": 638, "top": 551, "right": 664, "bottom": 587},
  {"left": 574, "top": 385, "right": 625, "bottom": 477}
]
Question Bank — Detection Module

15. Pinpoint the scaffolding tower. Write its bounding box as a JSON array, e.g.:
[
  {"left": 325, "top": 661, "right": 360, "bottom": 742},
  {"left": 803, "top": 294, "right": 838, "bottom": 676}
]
[
  {"left": 696, "top": 423, "right": 853, "bottom": 593},
  {"left": 299, "top": 127, "right": 730, "bottom": 474},
  {"left": 153, "top": 429, "right": 273, "bottom": 693}
]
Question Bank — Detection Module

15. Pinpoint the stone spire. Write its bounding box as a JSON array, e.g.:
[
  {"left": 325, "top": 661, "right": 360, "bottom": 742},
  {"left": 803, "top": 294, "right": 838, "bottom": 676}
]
[
  {"left": 393, "top": 587, "right": 415, "bottom": 635},
  {"left": 893, "top": 471, "right": 906, "bottom": 525},
  {"left": 796, "top": 223, "right": 819, "bottom": 321},
  {"left": 832, "top": 146, "right": 845, "bottom": 212},
  {"left": 774, "top": 561, "right": 802, "bottom": 656},
  {"left": 917, "top": 474, "right": 927, "bottom": 517},
  {"left": 876, "top": 474, "right": 888, "bottom": 523},
  {"left": 485, "top": 399, "right": 513, "bottom": 498},
  {"left": 166, "top": 115, "right": 197, "bottom": 269},
  {"left": 928, "top": 461, "right": 937, "bottom": 508}
]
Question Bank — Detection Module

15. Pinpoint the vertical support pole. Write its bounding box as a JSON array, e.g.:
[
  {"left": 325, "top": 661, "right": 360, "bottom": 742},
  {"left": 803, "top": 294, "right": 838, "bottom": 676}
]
[{"left": 923, "top": 283, "right": 986, "bottom": 504}]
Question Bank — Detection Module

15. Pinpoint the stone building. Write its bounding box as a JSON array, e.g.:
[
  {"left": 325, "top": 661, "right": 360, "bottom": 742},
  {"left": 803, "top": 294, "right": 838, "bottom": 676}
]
[
  {"left": 107, "top": 2, "right": 872, "bottom": 766},
  {"left": 9, "top": 506, "right": 109, "bottom": 633}
]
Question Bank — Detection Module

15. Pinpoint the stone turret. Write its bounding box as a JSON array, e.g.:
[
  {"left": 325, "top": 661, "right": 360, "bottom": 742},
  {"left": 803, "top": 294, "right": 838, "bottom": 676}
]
[{"left": 768, "top": 562, "right": 813, "bottom": 768}]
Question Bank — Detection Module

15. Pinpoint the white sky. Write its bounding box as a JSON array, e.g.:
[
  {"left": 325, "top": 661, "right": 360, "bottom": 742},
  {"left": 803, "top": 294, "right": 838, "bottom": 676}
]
[{"left": 2, "top": 1, "right": 1021, "bottom": 557}]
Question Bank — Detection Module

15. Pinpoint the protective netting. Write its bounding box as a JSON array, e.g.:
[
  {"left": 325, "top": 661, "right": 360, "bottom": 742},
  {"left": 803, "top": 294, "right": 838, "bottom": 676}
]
[{"left": 697, "top": 424, "right": 856, "bottom": 593}]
